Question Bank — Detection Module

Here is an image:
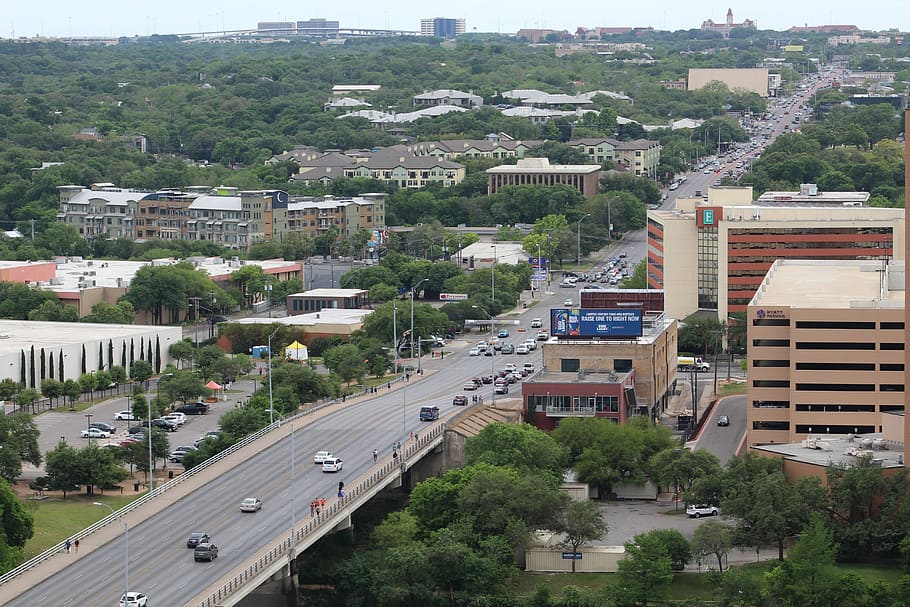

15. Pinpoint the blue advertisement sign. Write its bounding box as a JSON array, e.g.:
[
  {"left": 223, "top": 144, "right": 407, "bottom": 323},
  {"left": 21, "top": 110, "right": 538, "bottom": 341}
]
[
  {"left": 550, "top": 308, "right": 643, "bottom": 338},
  {"left": 528, "top": 257, "right": 548, "bottom": 267}
]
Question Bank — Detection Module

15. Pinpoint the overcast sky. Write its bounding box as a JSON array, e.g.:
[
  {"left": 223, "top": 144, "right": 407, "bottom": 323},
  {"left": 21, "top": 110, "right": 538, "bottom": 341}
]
[{"left": 1, "top": 2, "right": 904, "bottom": 39}]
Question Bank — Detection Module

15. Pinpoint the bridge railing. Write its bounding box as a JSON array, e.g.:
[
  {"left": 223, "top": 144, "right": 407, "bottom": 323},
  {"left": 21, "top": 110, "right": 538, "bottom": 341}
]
[
  {"left": 194, "top": 422, "right": 446, "bottom": 607},
  {"left": 0, "top": 396, "right": 344, "bottom": 588}
]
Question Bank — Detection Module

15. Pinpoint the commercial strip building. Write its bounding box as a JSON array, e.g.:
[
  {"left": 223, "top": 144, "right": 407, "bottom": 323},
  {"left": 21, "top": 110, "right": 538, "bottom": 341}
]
[
  {"left": 646, "top": 186, "right": 904, "bottom": 322},
  {"left": 0, "top": 319, "right": 181, "bottom": 386},
  {"left": 486, "top": 158, "right": 602, "bottom": 198},
  {"left": 217, "top": 308, "right": 373, "bottom": 351},
  {"left": 746, "top": 259, "right": 905, "bottom": 451},
  {"left": 287, "top": 289, "right": 369, "bottom": 315},
  {"left": 1, "top": 256, "right": 302, "bottom": 318},
  {"left": 521, "top": 313, "right": 678, "bottom": 430},
  {"left": 57, "top": 184, "right": 387, "bottom": 250}
]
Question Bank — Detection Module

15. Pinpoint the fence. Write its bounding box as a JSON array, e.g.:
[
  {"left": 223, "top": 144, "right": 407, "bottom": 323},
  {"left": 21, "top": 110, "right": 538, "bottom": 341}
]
[
  {"left": 0, "top": 393, "right": 344, "bottom": 587},
  {"left": 193, "top": 422, "right": 446, "bottom": 607}
]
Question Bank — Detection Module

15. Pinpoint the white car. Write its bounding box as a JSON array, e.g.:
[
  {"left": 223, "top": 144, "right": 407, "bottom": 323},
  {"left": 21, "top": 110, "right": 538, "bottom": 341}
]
[
  {"left": 468, "top": 347, "right": 482, "bottom": 357},
  {"left": 313, "top": 451, "right": 334, "bottom": 464},
  {"left": 163, "top": 412, "right": 186, "bottom": 426},
  {"left": 502, "top": 363, "right": 517, "bottom": 373},
  {"left": 686, "top": 504, "right": 719, "bottom": 518},
  {"left": 119, "top": 592, "right": 148, "bottom": 607},
  {"left": 114, "top": 410, "right": 138, "bottom": 421},
  {"left": 530, "top": 318, "right": 542, "bottom": 328},
  {"left": 537, "top": 330, "right": 550, "bottom": 341},
  {"left": 524, "top": 339, "right": 538, "bottom": 350},
  {"left": 322, "top": 457, "right": 343, "bottom": 473},
  {"left": 563, "top": 298, "right": 573, "bottom": 306},
  {"left": 80, "top": 428, "right": 111, "bottom": 439},
  {"left": 240, "top": 497, "right": 262, "bottom": 512},
  {"left": 515, "top": 344, "right": 530, "bottom": 355}
]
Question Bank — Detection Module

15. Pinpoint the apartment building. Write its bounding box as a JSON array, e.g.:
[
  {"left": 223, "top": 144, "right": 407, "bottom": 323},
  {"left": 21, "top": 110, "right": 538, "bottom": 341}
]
[
  {"left": 647, "top": 188, "right": 904, "bottom": 322},
  {"left": 486, "top": 158, "right": 601, "bottom": 198},
  {"left": 747, "top": 259, "right": 905, "bottom": 448},
  {"left": 522, "top": 313, "right": 678, "bottom": 429},
  {"left": 290, "top": 147, "right": 465, "bottom": 189},
  {"left": 567, "top": 137, "right": 662, "bottom": 176},
  {"left": 59, "top": 185, "right": 385, "bottom": 250},
  {"left": 408, "top": 138, "right": 540, "bottom": 161}
]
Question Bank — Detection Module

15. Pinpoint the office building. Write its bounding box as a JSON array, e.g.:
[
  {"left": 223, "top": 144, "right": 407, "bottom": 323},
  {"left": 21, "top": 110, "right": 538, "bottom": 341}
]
[
  {"left": 747, "top": 259, "right": 905, "bottom": 448},
  {"left": 420, "top": 18, "right": 465, "bottom": 38},
  {"left": 646, "top": 188, "right": 904, "bottom": 322},
  {"left": 486, "top": 158, "right": 601, "bottom": 198}
]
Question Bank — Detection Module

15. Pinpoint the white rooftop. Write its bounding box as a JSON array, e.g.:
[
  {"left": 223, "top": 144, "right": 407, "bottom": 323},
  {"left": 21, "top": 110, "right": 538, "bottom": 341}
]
[
  {"left": 0, "top": 319, "right": 177, "bottom": 357},
  {"left": 231, "top": 308, "right": 372, "bottom": 326},
  {"left": 288, "top": 288, "right": 367, "bottom": 298}
]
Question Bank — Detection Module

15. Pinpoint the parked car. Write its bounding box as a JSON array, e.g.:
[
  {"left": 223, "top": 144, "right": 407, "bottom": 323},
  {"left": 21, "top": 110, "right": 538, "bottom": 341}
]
[
  {"left": 89, "top": 422, "right": 117, "bottom": 434},
  {"left": 500, "top": 343, "right": 515, "bottom": 354},
  {"left": 176, "top": 402, "right": 208, "bottom": 415},
  {"left": 169, "top": 445, "right": 197, "bottom": 463},
  {"left": 119, "top": 592, "right": 148, "bottom": 607},
  {"left": 80, "top": 428, "right": 111, "bottom": 439},
  {"left": 717, "top": 415, "right": 730, "bottom": 426},
  {"left": 322, "top": 457, "right": 344, "bottom": 473},
  {"left": 313, "top": 451, "right": 334, "bottom": 464},
  {"left": 686, "top": 504, "right": 719, "bottom": 518},
  {"left": 240, "top": 497, "right": 262, "bottom": 512},
  {"left": 194, "top": 542, "right": 219, "bottom": 562},
  {"left": 186, "top": 532, "right": 210, "bottom": 548},
  {"left": 453, "top": 395, "right": 468, "bottom": 406},
  {"left": 114, "top": 411, "right": 138, "bottom": 421},
  {"left": 162, "top": 412, "right": 186, "bottom": 426},
  {"left": 151, "top": 418, "right": 178, "bottom": 432},
  {"left": 530, "top": 318, "right": 543, "bottom": 328}
]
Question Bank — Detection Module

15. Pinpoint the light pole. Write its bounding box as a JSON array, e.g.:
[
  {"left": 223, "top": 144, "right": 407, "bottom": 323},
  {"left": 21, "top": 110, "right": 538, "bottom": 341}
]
[
  {"left": 85, "top": 414, "right": 93, "bottom": 441},
  {"left": 410, "top": 278, "right": 429, "bottom": 373},
  {"left": 392, "top": 301, "right": 398, "bottom": 377},
  {"left": 576, "top": 213, "right": 591, "bottom": 266},
  {"left": 94, "top": 502, "right": 128, "bottom": 602},
  {"left": 491, "top": 244, "right": 496, "bottom": 306},
  {"left": 472, "top": 305, "right": 496, "bottom": 405},
  {"left": 267, "top": 326, "right": 280, "bottom": 426},
  {"left": 264, "top": 282, "right": 273, "bottom": 319},
  {"left": 289, "top": 422, "right": 296, "bottom": 548}
]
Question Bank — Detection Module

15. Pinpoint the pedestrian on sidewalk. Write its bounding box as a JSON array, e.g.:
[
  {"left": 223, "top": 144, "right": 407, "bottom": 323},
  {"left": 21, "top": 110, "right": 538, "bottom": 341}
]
[
  {"left": 320, "top": 497, "right": 326, "bottom": 510},
  {"left": 74, "top": 540, "right": 79, "bottom": 553},
  {"left": 310, "top": 501, "right": 315, "bottom": 517},
  {"left": 372, "top": 449, "right": 378, "bottom": 463},
  {"left": 64, "top": 539, "right": 71, "bottom": 554}
]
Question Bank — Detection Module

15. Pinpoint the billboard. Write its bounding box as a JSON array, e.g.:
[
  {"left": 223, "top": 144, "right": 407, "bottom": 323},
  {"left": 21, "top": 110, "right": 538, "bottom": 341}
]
[{"left": 550, "top": 308, "right": 643, "bottom": 338}]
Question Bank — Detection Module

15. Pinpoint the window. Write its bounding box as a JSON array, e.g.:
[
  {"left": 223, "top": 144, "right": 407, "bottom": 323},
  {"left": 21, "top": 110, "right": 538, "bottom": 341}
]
[
  {"left": 561, "top": 359, "right": 580, "bottom": 372},
  {"left": 795, "top": 383, "right": 875, "bottom": 392},
  {"left": 752, "top": 319, "right": 790, "bottom": 327},
  {"left": 796, "top": 342, "right": 875, "bottom": 350},
  {"left": 753, "top": 360, "right": 790, "bottom": 368},
  {"left": 880, "top": 322, "right": 905, "bottom": 330},
  {"left": 881, "top": 343, "right": 905, "bottom": 350},
  {"left": 614, "top": 359, "right": 633, "bottom": 372},
  {"left": 795, "top": 321, "right": 875, "bottom": 330},
  {"left": 752, "top": 380, "right": 790, "bottom": 388},
  {"left": 795, "top": 362, "right": 875, "bottom": 371},
  {"left": 753, "top": 339, "right": 790, "bottom": 347}
]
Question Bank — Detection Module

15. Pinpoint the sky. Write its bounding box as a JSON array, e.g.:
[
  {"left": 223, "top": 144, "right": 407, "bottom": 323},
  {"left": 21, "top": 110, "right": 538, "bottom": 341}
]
[{"left": 0, "top": 1, "right": 905, "bottom": 39}]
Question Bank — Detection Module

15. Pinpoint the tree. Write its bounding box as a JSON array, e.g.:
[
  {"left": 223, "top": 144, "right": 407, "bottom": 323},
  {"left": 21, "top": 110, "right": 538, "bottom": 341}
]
[
  {"left": 649, "top": 447, "right": 721, "bottom": 494},
  {"left": 41, "top": 378, "right": 64, "bottom": 407},
  {"left": 129, "top": 359, "right": 153, "bottom": 386},
  {"left": 81, "top": 301, "right": 135, "bottom": 324},
  {"left": 465, "top": 422, "right": 568, "bottom": 479},
  {"left": 782, "top": 513, "right": 840, "bottom": 607},
  {"left": 75, "top": 443, "right": 129, "bottom": 495},
  {"left": 0, "top": 478, "right": 33, "bottom": 549},
  {"left": 160, "top": 370, "right": 208, "bottom": 405},
  {"left": 62, "top": 379, "right": 81, "bottom": 409},
  {"left": 14, "top": 388, "right": 40, "bottom": 415},
  {"left": 646, "top": 528, "right": 692, "bottom": 572},
  {"left": 44, "top": 441, "right": 82, "bottom": 498},
  {"left": 0, "top": 413, "right": 41, "bottom": 481},
  {"left": 614, "top": 531, "right": 674, "bottom": 607},
  {"left": 219, "top": 406, "right": 268, "bottom": 439},
  {"left": 554, "top": 499, "right": 608, "bottom": 573},
  {"left": 691, "top": 520, "right": 733, "bottom": 572},
  {"left": 131, "top": 387, "right": 148, "bottom": 420},
  {"left": 323, "top": 343, "right": 366, "bottom": 385},
  {"left": 168, "top": 340, "right": 195, "bottom": 370}
]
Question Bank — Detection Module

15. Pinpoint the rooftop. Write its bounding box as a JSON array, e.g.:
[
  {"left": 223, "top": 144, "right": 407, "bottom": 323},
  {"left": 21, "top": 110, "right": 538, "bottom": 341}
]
[
  {"left": 486, "top": 157, "right": 601, "bottom": 175},
  {"left": 752, "top": 434, "right": 904, "bottom": 469},
  {"left": 288, "top": 288, "right": 368, "bottom": 298},
  {"left": 0, "top": 319, "right": 177, "bottom": 358},
  {"left": 231, "top": 308, "right": 372, "bottom": 326},
  {"left": 750, "top": 259, "right": 904, "bottom": 310}
]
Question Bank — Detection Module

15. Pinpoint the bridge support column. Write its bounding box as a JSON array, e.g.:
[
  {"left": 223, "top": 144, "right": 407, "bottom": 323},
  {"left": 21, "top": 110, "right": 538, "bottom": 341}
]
[{"left": 236, "top": 555, "right": 299, "bottom": 607}]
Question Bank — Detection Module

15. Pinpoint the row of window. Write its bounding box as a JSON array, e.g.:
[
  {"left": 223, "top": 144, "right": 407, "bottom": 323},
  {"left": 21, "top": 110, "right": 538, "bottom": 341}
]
[
  {"left": 752, "top": 361, "right": 905, "bottom": 371},
  {"left": 751, "top": 421, "right": 878, "bottom": 434},
  {"left": 559, "top": 359, "right": 633, "bottom": 373},
  {"left": 526, "top": 394, "right": 620, "bottom": 413},
  {"left": 752, "top": 380, "right": 904, "bottom": 391}
]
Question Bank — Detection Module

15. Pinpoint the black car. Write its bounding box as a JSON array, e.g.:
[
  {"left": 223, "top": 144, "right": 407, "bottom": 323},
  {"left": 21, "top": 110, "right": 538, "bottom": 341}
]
[
  {"left": 152, "top": 418, "right": 178, "bottom": 432},
  {"left": 453, "top": 395, "right": 468, "bottom": 406},
  {"left": 186, "top": 532, "right": 210, "bottom": 548},
  {"left": 717, "top": 415, "right": 730, "bottom": 426},
  {"left": 89, "top": 422, "right": 117, "bottom": 434},
  {"left": 176, "top": 402, "right": 209, "bottom": 415},
  {"left": 127, "top": 425, "right": 149, "bottom": 435},
  {"left": 500, "top": 343, "right": 515, "bottom": 354}
]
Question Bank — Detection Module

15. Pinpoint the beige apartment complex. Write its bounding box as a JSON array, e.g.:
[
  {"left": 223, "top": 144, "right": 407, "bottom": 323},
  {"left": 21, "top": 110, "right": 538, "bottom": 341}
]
[
  {"left": 647, "top": 188, "right": 904, "bottom": 322},
  {"left": 747, "top": 259, "right": 905, "bottom": 448}
]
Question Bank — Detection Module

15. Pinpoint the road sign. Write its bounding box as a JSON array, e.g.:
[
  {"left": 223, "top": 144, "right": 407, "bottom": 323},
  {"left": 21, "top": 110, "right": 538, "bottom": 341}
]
[
  {"left": 439, "top": 293, "right": 468, "bottom": 301},
  {"left": 528, "top": 257, "right": 548, "bottom": 267},
  {"left": 561, "top": 552, "right": 583, "bottom": 560},
  {"left": 532, "top": 271, "right": 547, "bottom": 280}
]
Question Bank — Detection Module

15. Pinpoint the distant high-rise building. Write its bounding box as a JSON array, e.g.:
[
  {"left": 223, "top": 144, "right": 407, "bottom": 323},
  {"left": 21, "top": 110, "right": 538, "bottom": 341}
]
[
  {"left": 256, "top": 21, "right": 296, "bottom": 36},
  {"left": 296, "top": 18, "right": 340, "bottom": 37},
  {"left": 420, "top": 18, "right": 465, "bottom": 38}
]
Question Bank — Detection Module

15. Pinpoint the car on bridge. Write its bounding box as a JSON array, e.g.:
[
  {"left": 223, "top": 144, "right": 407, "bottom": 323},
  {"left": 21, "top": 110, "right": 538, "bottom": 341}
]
[
  {"left": 240, "top": 498, "right": 262, "bottom": 513},
  {"left": 500, "top": 343, "right": 515, "bottom": 354},
  {"left": 313, "top": 451, "right": 334, "bottom": 464},
  {"left": 419, "top": 406, "right": 440, "bottom": 421},
  {"left": 186, "top": 532, "right": 210, "bottom": 548},
  {"left": 194, "top": 542, "right": 219, "bottom": 562},
  {"left": 322, "top": 457, "right": 343, "bottom": 473},
  {"left": 119, "top": 592, "right": 148, "bottom": 607},
  {"left": 463, "top": 381, "right": 478, "bottom": 390},
  {"left": 452, "top": 395, "right": 468, "bottom": 406}
]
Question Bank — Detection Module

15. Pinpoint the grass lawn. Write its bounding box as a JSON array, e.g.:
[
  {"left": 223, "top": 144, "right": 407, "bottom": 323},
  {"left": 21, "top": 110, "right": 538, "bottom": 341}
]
[
  {"left": 717, "top": 381, "right": 747, "bottom": 397},
  {"left": 22, "top": 492, "right": 140, "bottom": 558}
]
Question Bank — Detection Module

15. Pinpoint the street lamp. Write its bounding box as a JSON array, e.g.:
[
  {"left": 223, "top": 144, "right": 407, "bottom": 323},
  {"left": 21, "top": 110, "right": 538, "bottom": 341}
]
[
  {"left": 94, "top": 502, "right": 128, "bottom": 603},
  {"left": 404, "top": 278, "right": 429, "bottom": 439},
  {"left": 411, "top": 278, "right": 429, "bottom": 373},
  {"left": 85, "top": 414, "right": 93, "bottom": 440},
  {"left": 264, "top": 282, "right": 273, "bottom": 319},
  {"left": 472, "top": 305, "right": 496, "bottom": 405},
  {"left": 576, "top": 213, "right": 591, "bottom": 266},
  {"left": 267, "top": 326, "right": 281, "bottom": 426}
]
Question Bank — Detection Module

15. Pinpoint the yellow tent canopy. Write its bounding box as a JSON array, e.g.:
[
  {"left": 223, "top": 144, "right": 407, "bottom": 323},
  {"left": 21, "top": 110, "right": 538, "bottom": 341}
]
[{"left": 284, "top": 340, "right": 309, "bottom": 361}]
